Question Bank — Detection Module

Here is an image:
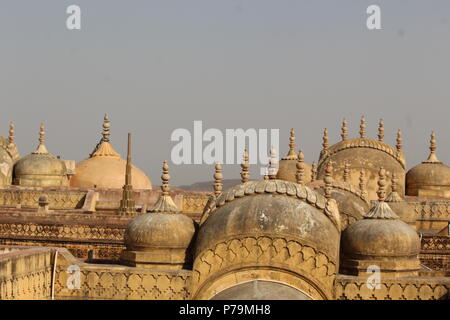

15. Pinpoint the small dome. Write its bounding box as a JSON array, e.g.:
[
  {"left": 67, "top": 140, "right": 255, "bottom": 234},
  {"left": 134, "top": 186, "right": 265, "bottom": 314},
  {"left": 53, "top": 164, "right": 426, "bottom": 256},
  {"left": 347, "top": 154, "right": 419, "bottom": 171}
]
[
  {"left": 13, "top": 124, "right": 68, "bottom": 187},
  {"left": 70, "top": 115, "right": 152, "bottom": 190},
  {"left": 406, "top": 132, "right": 450, "bottom": 197},
  {"left": 340, "top": 168, "right": 420, "bottom": 276},
  {"left": 124, "top": 213, "right": 195, "bottom": 251}
]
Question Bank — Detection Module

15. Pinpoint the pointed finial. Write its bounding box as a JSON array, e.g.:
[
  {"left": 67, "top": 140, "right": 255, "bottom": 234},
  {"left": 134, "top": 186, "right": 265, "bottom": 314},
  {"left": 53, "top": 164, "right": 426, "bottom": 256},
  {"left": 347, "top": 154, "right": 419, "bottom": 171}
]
[
  {"left": 214, "top": 163, "right": 223, "bottom": 196},
  {"left": 391, "top": 172, "right": 398, "bottom": 194},
  {"left": 125, "top": 133, "right": 132, "bottom": 186},
  {"left": 359, "top": 169, "right": 368, "bottom": 200},
  {"left": 241, "top": 148, "right": 250, "bottom": 183},
  {"left": 118, "top": 133, "right": 136, "bottom": 216},
  {"left": 386, "top": 172, "right": 403, "bottom": 202},
  {"left": 33, "top": 123, "right": 49, "bottom": 154},
  {"left": 102, "top": 113, "right": 111, "bottom": 142},
  {"left": 343, "top": 162, "right": 350, "bottom": 183},
  {"left": 396, "top": 129, "right": 403, "bottom": 152},
  {"left": 341, "top": 118, "right": 348, "bottom": 141},
  {"left": 378, "top": 119, "right": 384, "bottom": 141},
  {"left": 296, "top": 149, "right": 305, "bottom": 184},
  {"left": 267, "top": 146, "right": 279, "bottom": 179},
  {"left": 311, "top": 161, "right": 317, "bottom": 182},
  {"left": 424, "top": 131, "right": 440, "bottom": 163},
  {"left": 359, "top": 116, "right": 366, "bottom": 138},
  {"left": 376, "top": 167, "right": 387, "bottom": 202},
  {"left": 161, "top": 160, "right": 171, "bottom": 195},
  {"left": 322, "top": 128, "right": 329, "bottom": 149},
  {"left": 323, "top": 161, "right": 333, "bottom": 200},
  {"left": 8, "top": 121, "right": 14, "bottom": 145},
  {"left": 284, "top": 128, "right": 298, "bottom": 159}
]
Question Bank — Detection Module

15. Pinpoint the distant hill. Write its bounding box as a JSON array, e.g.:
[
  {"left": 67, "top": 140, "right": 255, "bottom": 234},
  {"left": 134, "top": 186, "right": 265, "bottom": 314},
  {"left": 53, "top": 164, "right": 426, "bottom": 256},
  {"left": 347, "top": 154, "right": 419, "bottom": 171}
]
[{"left": 176, "top": 179, "right": 243, "bottom": 191}]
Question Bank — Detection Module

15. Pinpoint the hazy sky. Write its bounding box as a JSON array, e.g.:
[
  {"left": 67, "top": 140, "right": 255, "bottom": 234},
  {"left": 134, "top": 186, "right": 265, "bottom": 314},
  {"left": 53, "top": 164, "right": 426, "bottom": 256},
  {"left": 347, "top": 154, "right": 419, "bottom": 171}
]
[{"left": 0, "top": 1, "right": 449, "bottom": 185}]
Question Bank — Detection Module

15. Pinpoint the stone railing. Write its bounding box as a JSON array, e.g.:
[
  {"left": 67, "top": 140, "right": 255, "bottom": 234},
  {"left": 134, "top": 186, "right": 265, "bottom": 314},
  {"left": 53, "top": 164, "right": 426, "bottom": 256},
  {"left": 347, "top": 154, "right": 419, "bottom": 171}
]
[
  {"left": 408, "top": 200, "right": 450, "bottom": 221},
  {"left": 0, "top": 246, "right": 56, "bottom": 300}
]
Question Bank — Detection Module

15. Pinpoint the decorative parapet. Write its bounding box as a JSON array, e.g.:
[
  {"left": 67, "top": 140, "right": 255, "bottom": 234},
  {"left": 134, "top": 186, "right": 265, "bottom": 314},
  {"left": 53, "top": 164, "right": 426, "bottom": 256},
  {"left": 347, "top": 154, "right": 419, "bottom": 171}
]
[
  {"left": 335, "top": 274, "right": 450, "bottom": 300},
  {"left": 0, "top": 189, "right": 86, "bottom": 210},
  {"left": 408, "top": 200, "right": 450, "bottom": 221}
]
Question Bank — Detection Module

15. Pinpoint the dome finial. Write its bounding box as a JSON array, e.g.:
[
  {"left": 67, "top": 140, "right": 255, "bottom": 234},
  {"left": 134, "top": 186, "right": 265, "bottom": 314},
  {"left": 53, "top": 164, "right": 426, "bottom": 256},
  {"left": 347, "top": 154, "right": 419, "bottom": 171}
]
[
  {"left": 311, "top": 161, "right": 317, "bottom": 181},
  {"left": 149, "top": 160, "right": 180, "bottom": 213},
  {"left": 213, "top": 162, "right": 223, "bottom": 196},
  {"left": 322, "top": 128, "right": 329, "bottom": 149},
  {"left": 341, "top": 118, "right": 348, "bottom": 141},
  {"left": 33, "top": 123, "right": 49, "bottom": 154},
  {"left": 296, "top": 149, "right": 305, "bottom": 184},
  {"left": 359, "top": 116, "right": 366, "bottom": 138},
  {"left": 424, "top": 131, "right": 440, "bottom": 163},
  {"left": 267, "top": 146, "right": 278, "bottom": 179},
  {"left": 343, "top": 162, "right": 350, "bottom": 183},
  {"left": 8, "top": 121, "right": 14, "bottom": 145},
  {"left": 377, "top": 167, "right": 387, "bottom": 202},
  {"left": 102, "top": 113, "right": 111, "bottom": 142},
  {"left": 284, "top": 128, "right": 298, "bottom": 159},
  {"left": 378, "top": 119, "right": 384, "bottom": 141},
  {"left": 359, "top": 170, "right": 368, "bottom": 200},
  {"left": 118, "top": 133, "right": 136, "bottom": 216},
  {"left": 396, "top": 129, "right": 403, "bottom": 152},
  {"left": 386, "top": 172, "right": 403, "bottom": 202},
  {"left": 240, "top": 148, "right": 250, "bottom": 183},
  {"left": 323, "top": 161, "right": 333, "bottom": 200}
]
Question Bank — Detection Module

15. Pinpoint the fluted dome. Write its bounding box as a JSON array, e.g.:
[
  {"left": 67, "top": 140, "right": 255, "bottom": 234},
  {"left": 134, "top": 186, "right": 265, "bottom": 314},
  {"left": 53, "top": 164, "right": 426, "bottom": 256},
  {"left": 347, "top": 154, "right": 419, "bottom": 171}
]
[
  {"left": 406, "top": 132, "right": 450, "bottom": 197},
  {"left": 193, "top": 178, "right": 341, "bottom": 300},
  {"left": 70, "top": 115, "right": 152, "bottom": 190},
  {"left": 340, "top": 168, "right": 420, "bottom": 277},
  {"left": 13, "top": 124, "right": 69, "bottom": 187},
  {"left": 317, "top": 118, "right": 406, "bottom": 200}
]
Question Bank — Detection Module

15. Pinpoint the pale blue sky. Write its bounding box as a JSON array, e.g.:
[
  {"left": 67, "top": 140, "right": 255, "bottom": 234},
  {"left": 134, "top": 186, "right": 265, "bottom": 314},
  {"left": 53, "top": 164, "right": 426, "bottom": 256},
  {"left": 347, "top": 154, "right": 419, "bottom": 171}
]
[{"left": 0, "top": 1, "right": 449, "bottom": 185}]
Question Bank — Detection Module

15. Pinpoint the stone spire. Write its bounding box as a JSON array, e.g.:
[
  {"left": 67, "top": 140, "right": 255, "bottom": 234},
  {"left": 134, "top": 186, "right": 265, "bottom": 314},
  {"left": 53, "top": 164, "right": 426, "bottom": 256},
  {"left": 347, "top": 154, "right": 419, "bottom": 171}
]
[
  {"left": 343, "top": 162, "right": 350, "bottom": 183},
  {"left": 311, "top": 161, "right": 317, "bottom": 182},
  {"left": 396, "top": 129, "right": 403, "bottom": 152},
  {"left": 118, "top": 133, "right": 136, "bottom": 216},
  {"left": 267, "top": 146, "right": 278, "bottom": 179},
  {"left": 341, "top": 118, "right": 348, "bottom": 141},
  {"left": 284, "top": 128, "right": 298, "bottom": 160},
  {"left": 32, "top": 123, "right": 49, "bottom": 154},
  {"left": 8, "top": 121, "right": 14, "bottom": 145},
  {"left": 240, "top": 148, "right": 250, "bottom": 183},
  {"left": 364, "top": 167, "right": 399, "bottom": 219},
  {"left": 386, "top": 173, "right": 403, "bottom": 202},
  {"left": 213, "top": 162, "right": 223, "bottom": 196},
  {"left": 296, "top": 149, "right": 305, "bottom": 184},
  {"left": 322, "top": 128, "right": 329, "bottom": 149},
  {"left": 359, "top": 169, "right": 368, "bottom": 200},
  {"left": 359, "top": 116, "right": 366, "bottom": 138},
  {"left": 378, "top": 119, "right": 384, "bottom": 141},
  {"left": 323, "top": 161, "right": 333, "bottom": 200},
  {"left": 102, "top": 113, "right": 111, "bottom": 142},
  {"left": 424, "top": 131, "right": 440, "bottom": 163},
  {"left": 149, "top": 160, "right": 180, "bottom": 213}
]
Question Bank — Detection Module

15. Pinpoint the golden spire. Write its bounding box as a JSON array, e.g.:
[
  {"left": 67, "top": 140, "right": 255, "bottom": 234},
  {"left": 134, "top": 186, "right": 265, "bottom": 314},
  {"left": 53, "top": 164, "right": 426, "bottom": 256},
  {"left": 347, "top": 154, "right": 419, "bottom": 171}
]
[
  {"left": 32, "top": 123, "right": 49, "bottom": 154},
  {"left": 343, "top": 162, "right": 350, "bottom": 183},
  {"left": 323, "top": 161, "right": 333, "bottom": 200},
  {"left": 118, "top": 133, "right": 136, "bottom": 216},
  {"left": 396, "top": 129, "right": 403, "bottom": 152},
  {"left": 8, "top": 121, "right": 14, "bottom": 145},
  {"left": 359, "top": 116, "right": 366, "bottom": 138},
  {"left": 102, "top": 113, "right": 111, "bottom": 142},
  {"left": 311, "top": 161, "right": 317, "bottom": 182},
  {"left": 365, "top": 167, "right": 399, "bottom": 219},
  {"left": 322, "top": 128, "right": 329, "bottom": 149},
  {"left": 359, "top": 169, "right": 368, "bottom": 200},
  {"left": 284, "top": 128, "right": 298, "bottom": 160},
  {"left": 378, "top": 119, "right": 384, "bottom": 141},
  {"left": 296, "top": 149, "right": 305, "bottom": 184},
  {"left": 424, "top": 131, "right": 440, "bottom": 163},
  {"left": 376, "top": 167, "right": 387, "bottom": 202},
  {"left": 341, "top": 118, "right": 348, "bottom": 141},
  {"left": 240, "top": 148, "right": 250, "bottom": 183},
  {"left": 213, "top": 162, "right": 223, "bottom": 196},
  {"left": 149, "top": 160, "right": 180, "bottom": 213}
]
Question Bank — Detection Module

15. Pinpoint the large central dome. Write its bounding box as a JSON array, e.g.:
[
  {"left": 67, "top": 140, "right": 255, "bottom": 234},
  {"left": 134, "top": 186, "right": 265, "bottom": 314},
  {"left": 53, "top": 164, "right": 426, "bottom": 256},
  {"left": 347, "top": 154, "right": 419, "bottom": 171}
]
[{"left": 70, "top": 114, "right": 152, "bottom": 190}]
